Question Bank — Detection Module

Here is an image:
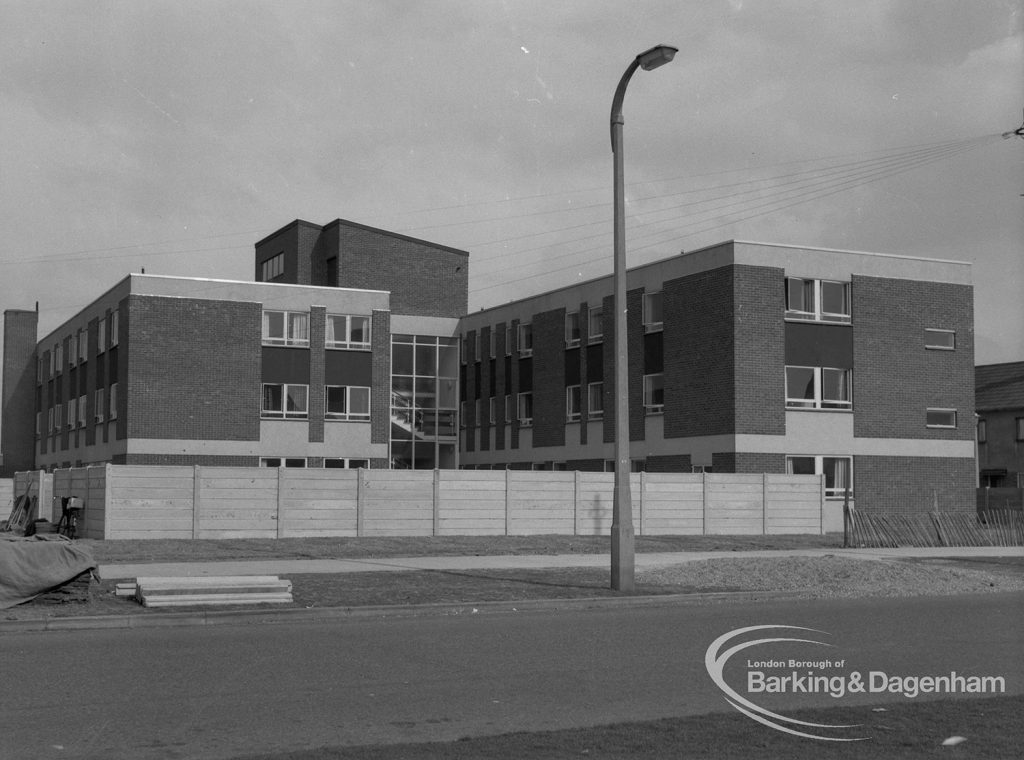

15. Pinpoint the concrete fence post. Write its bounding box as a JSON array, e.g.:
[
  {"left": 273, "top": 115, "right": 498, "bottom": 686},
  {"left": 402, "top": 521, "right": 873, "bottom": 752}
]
[
  {"left": 702, "top": 470, "right": 709, "bottom": 535},
  {"left": 573, "top": 470, "right": 581, "bottom": 536},
  {"left": 356, "top": 468, "right": 365, "bottom": 537},
  {"left": 504, "top": 469, "right": 510, "bottom": 536},
  {"left": 639, "top": 471, "right": 646, "bottom": 536},
  {"left": 762, "top": 472, "right": 769, "bottom": 535},
  {"left": 192, "top": 465, "right": 202, "bottom": 539},
  {"left": 433, "top": 469, "right": 441, "bottom": 537},
  {"left": 276, "top": 467, "right": 285, "bottom": 539}
]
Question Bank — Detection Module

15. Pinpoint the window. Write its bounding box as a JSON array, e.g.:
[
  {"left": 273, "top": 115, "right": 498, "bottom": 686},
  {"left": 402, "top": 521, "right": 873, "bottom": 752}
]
[
  {"left": 69, "top": 334, "right": 78, "bottom": 367},
  {"left": 518, "top": 323, "right": 533, "bottom": 356},
  {"left": 565, "top": 312, "right": 581, "bottom": 348},
  {"left": 324, "top": 458, "right": 369, "bottom": 469},
  {"left": 925, "top": 329, "right": 956, "bottom": 350},
  {"left": 566, "top": 385, "right": 581, "bottom": 422},
  {"left": 517, "top": 392, "right": 533, "bottom": 425},
  {"left": 54, "top": 342, "right": 63, "bottom": 373},
  {"left": 262, "top": 383, "right": 309, "bottom": 419},
  {"left": 588, "top": 381, "right": 603, "bottom": 420},
  {"left": 787, "top": 455, "right": 853, "bottom": 499},
  {"left": 692, "top": 465, "right": 713, "bottom": 473},
  {"left": 109, "top": 311, "right": 119, "bottom": 347},
  {"left": 263, "top": 310, "right": 309, "bottom": 346},
  {"left": 489, "top": 330, "right": 496, "bottom": 359},
  {"left": 505, "top": 325, "right": 513, "bottom": 356},
  {"left": 504, "top": 394, "right": 513, "bottom": 423},
  {"left": 67, "top": 398, "right": 77, "bottom": 429},
  {"left": 643, "top": 373, "right": 664, "bottom": 413},
  {"left": 78, "top": 395, "right": 87, "bottom": 427},
  {"left": 488, "top": 397, "right": 496, "bottom": 425},
  {"left": 95, "top": 389, "right": 105, "bottom": 423},
  {"left": 926, "top": 408, "right": 957, "bottom": 428},
  {"left": 78, "top": 329, "right": 88, "bottom": 363},
  {"left": 643, "top": 291, "right": 663, "bottom": 332},
  {"left": 97, "top": 317, "right": 106, "bottom": 354},
  {"left": 459, "top": 401, "right": 469, "bottom": 428},
  {"left": 1017, "top": 418, "right": 1024, "bottom": 442},
  {"left": 785, "top": 277, "right": 851, "bottom": 323},
  {"left": 785, "top": 366, "right": 852, "bottom": 409},
  {"left": 35, "top": 412, "right": 41, "bottom": 436},
  {"left": 260, "top": 457, "right": 306, "bottom": 468},
  {"left": 109, "top": 383, "right": 118, "bottom": 420},
  {"left": 47, "top": 408, "right": 54, "bottom": 433},
  {"left": 977, "top": 419, "right": 987, "bottom": 444},
  {"left": 325, "top": 385, "right": 370, "bottom": 421},
  {"left": 261, "top": 253, "right": 285, "bottom": 281},
  {"left": 588, "top": 306, "right": 603, "bottom": 342},
  {"left": 55, "top": 403, "right": 62, "bottom": 430},
  {"left": 326, "top": 314, "right": 370, "bottom": 349}
]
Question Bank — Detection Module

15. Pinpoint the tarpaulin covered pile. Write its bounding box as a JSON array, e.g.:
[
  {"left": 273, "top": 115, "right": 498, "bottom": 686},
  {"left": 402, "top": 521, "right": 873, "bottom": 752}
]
[{"left": 0, "top": 536, "right": 97, "bottom": 608}]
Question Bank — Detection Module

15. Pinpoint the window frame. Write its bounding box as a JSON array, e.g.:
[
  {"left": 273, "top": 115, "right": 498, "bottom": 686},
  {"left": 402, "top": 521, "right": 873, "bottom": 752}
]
[
  {"left": 78, "top": 329, "right": 88, "bottom": 363},
  {"left": 977, "top": 418, "right": 987, "bottom": 444},
  {"left": 260, "top": 457, "right": 307, "bottom": 468},
  {"left": 924, "top": 328, "right": 956, "bottom": 351},
  {"left": 565, "top": 312, "right": 581, "bottom": 348},
  {"left": 785, "top": 277, "right": 851, "bottom": 324},
  {"left": 588, "top": 306, "right": 603, "bottom": 342},
  {"left": 78, "top": 394, "right": 87, "bottom": 427},
  {"left": 325, "top": 384, "right": 371, "bottom": 421},
  {"left": 518, "top": 323, "right": 533, "bottom": 356},
  {"left": 642, "top": 291, "right": 663, "bottom": 333},
  {"left": 786, "top": 455, "right": 854, "bottom": 500},
  {"left": 587, "top": 381, "right": 604, "bottom": 420},
  {"left": 97, "top": 317, "right": 106, "bottom": 354},
  {"left": 326, "top": 314, "right": 371, "bottom": 350},
  {"left": 925, "top": 408, "right": 957, "bottom": 429},
  {"left": 262, "top": 310, "right": 310, "bottom": 347},
  {"left": 517, "top": 391, "right": 533, "bottom": 426},
  {"left": 643, "top": 373, "right": 664, "bottom": 414},
  {"left": 1016, "top": 417, "right": 1024, "bottom": 442},
  {"left": 566, "top": 384, "right": 581, "bottom": 422},
  {"left": 785, "top": 365, "right": 853, "bottom": 410},
  {"left": 488, "top": 396, "right": 496, "bottom": 425},
  {"left": 109, "top": 383, "right": 118, "bottom": 420},
  {"left": 324, "top": 458, "right": 369, "bottom": 469},
  {"left": 109, "top": 311, "right": 119, "bottom": 347},
  {"left": 261, "top": 382, "right": 309, "bottom": 419},
  {"left": 95, "top": 388, "right": 105, "bottom": 423},
  {"left": 261, "top": 252, "right": 285, "bottom": 282}
]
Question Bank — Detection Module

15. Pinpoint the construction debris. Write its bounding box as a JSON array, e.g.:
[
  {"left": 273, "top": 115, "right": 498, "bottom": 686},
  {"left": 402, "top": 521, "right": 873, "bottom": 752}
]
[{"left": 123, "top": 575, "right": 293, "bottom": 608}]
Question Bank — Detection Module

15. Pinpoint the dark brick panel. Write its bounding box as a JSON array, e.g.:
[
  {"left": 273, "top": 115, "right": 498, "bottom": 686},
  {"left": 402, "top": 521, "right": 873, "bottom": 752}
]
[
  {"left": 855, "top": 455, "right": 976, "bottom": 514},
  {"left": 531, "top": 308, "right": 566, "bottom": 448}
]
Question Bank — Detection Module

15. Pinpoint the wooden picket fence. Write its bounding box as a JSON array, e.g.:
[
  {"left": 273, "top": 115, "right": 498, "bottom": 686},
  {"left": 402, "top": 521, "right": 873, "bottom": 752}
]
[{"left": 844, "top": 508, "right": 1024, "bottom": 548}]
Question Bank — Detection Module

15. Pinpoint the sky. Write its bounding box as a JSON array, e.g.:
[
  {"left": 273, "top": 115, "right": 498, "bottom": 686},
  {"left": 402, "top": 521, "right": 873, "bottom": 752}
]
[{"left": 1, "top": 0, "right": 1022, "bottom": 371}]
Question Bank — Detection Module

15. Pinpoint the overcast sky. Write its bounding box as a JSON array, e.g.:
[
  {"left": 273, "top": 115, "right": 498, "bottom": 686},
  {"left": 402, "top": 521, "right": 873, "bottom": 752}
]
[{"left": 1, "top": 1, "right": 1021, "bottom": 369}]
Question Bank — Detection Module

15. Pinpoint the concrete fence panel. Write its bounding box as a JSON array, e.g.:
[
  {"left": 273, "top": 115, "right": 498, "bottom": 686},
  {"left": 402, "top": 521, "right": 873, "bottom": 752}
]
[
  {"left": 360, "top": 470, "right": 434, "bottom": 536},
  {"left": 196, "top": 467, "right": 280, "bottom": 539},
  {"left": 507, "top": 470, "right": 575, "bottom": 535},
  {"left": 436, "top": 470, "right": 507, "bottom": 536},
  {"left": 765, "top": 475, "right": 825, "bottom": 534},
  {"left": 0, "top": 479, "right": 13, "bottom": 522},
  {"left": 642, "top": 473, "right": 705, "bottom": 535},
  {"left": 105, "top": 465, "right": 194, "bottom": 539},
  {"left": 279, "top": 468, "right": 359, "bottom": 538},
  {"left": 704, "top": 474, "right": 766, "bottom": 534}
]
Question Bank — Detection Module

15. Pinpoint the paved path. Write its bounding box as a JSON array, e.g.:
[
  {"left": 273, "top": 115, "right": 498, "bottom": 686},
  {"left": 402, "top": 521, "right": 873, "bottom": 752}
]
[{"left": 98, "top": 545, "right": 1024, "bottom": 580}]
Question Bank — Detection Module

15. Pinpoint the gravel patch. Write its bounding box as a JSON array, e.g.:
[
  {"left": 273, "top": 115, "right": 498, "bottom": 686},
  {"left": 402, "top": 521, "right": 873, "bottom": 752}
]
[{"left": 637, "top": 555, "right": 1024, "bottom": 598}]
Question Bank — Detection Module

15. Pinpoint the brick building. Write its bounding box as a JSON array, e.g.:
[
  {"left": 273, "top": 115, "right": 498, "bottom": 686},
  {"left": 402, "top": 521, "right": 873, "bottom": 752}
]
[
  {"left": 0, "top": 219, "right": 466, "bottom": 473},
  {"left": 458, "top": 240, "right": 976, "bottom": 513},
  {"left": 1, "top": 225, "right": 978, "bottom": 513},
  {"left": 975, "top": 360, "right": 1024, "bottom": 488}
]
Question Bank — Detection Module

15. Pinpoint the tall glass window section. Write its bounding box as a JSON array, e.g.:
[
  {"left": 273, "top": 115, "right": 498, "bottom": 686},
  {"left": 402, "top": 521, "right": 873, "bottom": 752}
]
[{"left": 391, "top": 335, "right": 459, "bottom": 469}]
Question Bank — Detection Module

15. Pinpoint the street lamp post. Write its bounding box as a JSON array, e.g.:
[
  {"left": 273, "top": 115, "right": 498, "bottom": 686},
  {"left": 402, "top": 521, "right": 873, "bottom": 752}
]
[{"left": 609, "top": 45, "right": 677, "bottom": 592}]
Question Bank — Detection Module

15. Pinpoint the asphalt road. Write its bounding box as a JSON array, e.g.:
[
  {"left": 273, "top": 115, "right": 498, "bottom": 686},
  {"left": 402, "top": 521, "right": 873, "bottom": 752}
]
[{"left": 2, "top": 592, "right": 1022, "bottom": 759}]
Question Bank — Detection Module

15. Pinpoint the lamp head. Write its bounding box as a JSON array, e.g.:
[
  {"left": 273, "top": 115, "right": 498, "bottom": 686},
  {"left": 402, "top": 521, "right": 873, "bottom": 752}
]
[{"left": 637, "top": 45, "right": 678, "bottom": 71}]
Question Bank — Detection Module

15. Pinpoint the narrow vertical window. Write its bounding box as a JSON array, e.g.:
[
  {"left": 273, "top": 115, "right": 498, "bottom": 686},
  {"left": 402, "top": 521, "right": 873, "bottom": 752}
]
[
  {"left": 566, "top": 385, "right": 581, "bottom": 421},
  {"left": 642, "top": 292, "right": 663, "bottom": 332}
]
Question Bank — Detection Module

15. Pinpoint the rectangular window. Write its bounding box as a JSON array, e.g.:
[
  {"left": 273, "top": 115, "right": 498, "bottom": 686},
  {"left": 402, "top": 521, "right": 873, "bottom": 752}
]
[
  {"left": 787, "top": 455, "right": 853, "bottom": 499},
  {"left": 98, "top": 317, "right": 106, "bottom": 354},
  {"left": 78, "top": 395, "right": 87, "bottom": 427},
  {"left": 69, "top": 334, "right": 78, "bottom": 367},
  {"left": 324, "top": 458, "right": 369, "bottom": 469},
  {"left": 517, "top": 392, "right": 533, "bottom": 426},
  {"left": 588, "top": 306, "right": 603, "bottom": 342},
  {"left": 505, "top": 325, "right": 513, "bottom": 356},
  {"left": 504, "top": 394, "right": 512, "bottom": 424},
  {"left": 565, "top": 312, "right": 581, "bottom": 348},
  {"left": 926, "top": 408, "right": 957, "bottom": 428},
  {"left": 261, "top": 252, "right": 285, "bottom": 281},
  {"left": 977, "top": 419, "right": 987, "bottom": 443},
  {"left": 566, "top": 385, "right": 581, "bottom": 422},
  {"left": 488, "top": 397, "right": 496, "bottom": 424},
  {"left": 643, "top": 291, "right": 663, "bottom": 332},
  {"left": 109, "top": 383, "right": 118, "bottom": 420},
  {"left": 95, "top": 389, "right": 105, "bottom": 423},
  {"left": 518, "top": 323, "right": 533, "bottom": 356},
  {"left": 78, "top": 329, "right": 88, "bottom": 363},
  {"left": 67, "top": 398, "right": 77, "bottom": 429},
  {"left": 54, "top": 343, "right": 63, "bottom": 373},
  {"left": 260, "top": 457, "right": 307, "bottom": 467},
  {"left": 262, "top": 383, "right": 309, "bottom": 419},
  {"left": 109, "top": 311, "right": 119, "bottom": 347},
  {"left": 325, "top": 385, "right": 370, "bottom": 421},
  {"left": 924, "top": 329, "right": 956, "bottom": 350},
  {"left": 1017, "top": 417, "right": 1024, "bottom": 442},
  {"left": 786, "top": 277, "right": 851, "bottom": 323},
  {"left": 587, "top": 381, "right": 603, "bottom": 419},
  {"left": 48, "top": 408, "right": 54, "bottom": 433},
  {"left": 643, "top": 373, "right": 664, "bottom": 413},
  {"left": 326, "top": 314, "right": 371, "bottom": 349},
  {"left": 459, "top": 401, "right": 468, "bottom": 428},
  {"left": 785, "top": 366, "right": 852, "bottom": 409},
  {"left": 263, "top": 310, "right": 309, "bottom": 346},
  {"left": 489, "top": 330, "right": 496, "bottom": 359},
  {"left": 55, "top": 403, "right": 62, "bottom": 430}
]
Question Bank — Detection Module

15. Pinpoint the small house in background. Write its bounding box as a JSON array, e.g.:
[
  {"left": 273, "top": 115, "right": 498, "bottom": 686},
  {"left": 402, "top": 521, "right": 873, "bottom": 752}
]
[{"left": 976, "top": 360, "right": 1024, "bottom": 493}]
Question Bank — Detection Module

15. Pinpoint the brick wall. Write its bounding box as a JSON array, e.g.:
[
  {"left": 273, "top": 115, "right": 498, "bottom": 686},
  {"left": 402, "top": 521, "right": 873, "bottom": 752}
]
[
  {"left": 125, "top": 295, "right": 262, "bottom": 441},
  {"left": 370, "top": 310, "right": 391, "bottom": 445},
  {"left": 531, "top": 309, "right": 566, "bottom": 448},
  {"left": 125, "top": 453, "right": 260, "bottom": 466},
  {"left": 479, "top": 326, "right": 492, "bottom": 451},
  {"left": 1, "top": 310, "right": 38, "bottom": 475},
  {"left": 733, "top": 265, "right": 786, "bottom": 435},
  {"left": 852, "top": 276, "right": 974, "bottom": 441},
  {"left": 309, "top": 307, "right": 326, "bottom": 443},
  {"left": 855, "top": 455, "right": 976, "bottom": 513},
  {"left": 646, "top": 454, "right": 691, "bottom": 472},
  {"left": 713, "top": 451, "right": 786, "bottom": 473}
]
